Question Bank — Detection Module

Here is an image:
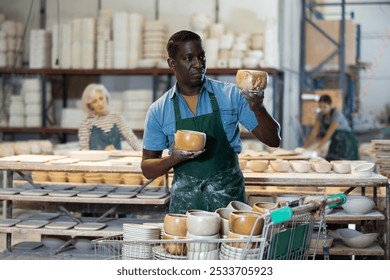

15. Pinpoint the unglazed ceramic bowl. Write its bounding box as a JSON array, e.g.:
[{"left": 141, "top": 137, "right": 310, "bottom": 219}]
[
  {"left": 162, "top": 232, "right": 187, "bottom": 256},
  {"left": 341, "top": 195, "right": 375, "bottom": 214},
  {"left": 174, "top": 130, "right": 206, "bottom": 152},
  {"left": 290, "top": 160, "right": 312, "bottom": 173},
  {"left": 337, "top": 228, "right": 378, "bottom": 248},
  {"left": 186, "top": 211, "right": 220, "bottom": 236},
  {"left": 164, "top": 213, "right": 187, "bottom": 236},
  {"left": 249, "top": 160, "right": 269, "bottom": 172},
  {"left": 228, "top": 210, "right": 264, "bottom": 236},
  {"left": 252, "top": 202, "right": 278, "bottom": 213},
  {"left": 236, "top": 69, "right": 268, "bottom": 90},
  {"left": 215, "top": 207, "right": 234, "bottom": 236},
  {"left": 312, "top": 161, "right": 332, "bottom": 173},
  {"left": 226, "top": 201, "right": 252, "bottom": 211},
  {"left": 331, "top": 160, "right": 351, "bottom": 174},
  {"left": 269, "top": 159, "right": 290, "bottom": 172}
]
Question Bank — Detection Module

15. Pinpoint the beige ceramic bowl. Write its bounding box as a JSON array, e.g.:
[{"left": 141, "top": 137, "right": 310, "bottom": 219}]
[
  {"left": 215, "top": 208, "right": 234, "bottom": 236},
  {"left": 337, "top": 228, "right": 378, "bottom": 248},
  {"left": 252, "top": 202, "right": 278, "bottom": 213},
  {"left": 270, "top": 159, "right": 290, "bottom": 172},
  {"left": 227, "top": 230, "right": 261, "bottom": 249},
  {"left": 186, "top": 232, "right": 220, "bottom": 252},
  {"left": 186, "top": 211, "right": 221, "bottom": 236},
  {"left": 226, "top": 201, "right": 252, "bottom": 211},
  {"left": 290, "top": 160, "right": 312, "bottom": 173},
  {"left": 175, "top": 130, "right": 206, "bottom": 152},
  {"left": 121, "top": 174, "right": 142, "bottom": 185},
  {"left": 229, "top": 210, "right": 264, "bottom": 236},
  {"left": 331, "top": 160, "right": 351, "bottom": 174},
  {"left": 236, "top": 69, "right": 268, "bottom": 90},
  {"left": 162, "top": 232, "right": 187, "bottom": 255},
  {"left": 312, "top": 161, "right": 332, "bottom": 173},
  {"left": 164, "top": 213, "right": 187, "bottom": 236},
  {"left": 249, "top": 160, "right": 269, "bottom": 172},
  {"left": 239, "top": 160, "right": 248, "bottom": 170}
]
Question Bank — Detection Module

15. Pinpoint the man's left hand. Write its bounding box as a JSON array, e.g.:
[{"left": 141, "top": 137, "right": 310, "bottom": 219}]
[{"left": 241, "top": 89, "right": 264, "bottom": 112}]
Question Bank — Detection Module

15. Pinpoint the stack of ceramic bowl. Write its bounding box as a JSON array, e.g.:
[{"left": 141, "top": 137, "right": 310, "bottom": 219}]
[
  {"left": 70, "top": 19, "right": 82, "bottom": 68},
  {"left": 162, "top": 213, "right": 188, "bottom": 257},
  {"left": 121, "top": 173, "right": 142, "bottom": 185},
  {"left": 96, "top": 10, "right": 113, "bottom": 69},
  {"left": 67, "top": 172, "right": 85, "bottom": 183},
  {"left": 61, "top": 108, "right": 86, "bottom": 128},
  {"left": 190, "top": 13, "right": 211, "bottom": 39},
  {"left": 80, "top": 18, "right": 95, "bottom": 69},
  {"left": 215, "top": 208, "right": 234, "bottom": 238},
  {"left": 84, "top": 173, "right": 103, "bottom": 184},
  {"left": 226, "top": 210, "right": 264, "bottom": 259},
  {"left": 186, "top": 211, "right": 221, "bottom": 260},
  {"left": 226, "top": 201, "right": 252, "bottom": 211},
  {"left": 102, "top": 173, "right": 122, "bottom": 185},
  {"left": 204, "top": 37, "right": 219, "bottom": 68},
  {"left": 12, "top": 141, "right": 30, "bottom": 154},
  {"left": 141, "top": 20, "right": 167, "bottom": 68},
  {"left": 122, "top": 223, "right": 161, "bottom": 260},
  {"left": 49, "top": 172, "right": 67, "bottom": 182},
  {"left": 31, "top": 171, "right": 49, "bottom": 182}
]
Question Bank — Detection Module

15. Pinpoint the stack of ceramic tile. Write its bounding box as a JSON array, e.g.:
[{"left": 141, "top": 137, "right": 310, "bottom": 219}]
[
  {"left": 121, "top": 90, "right": 153, "bottom": 130},
  {"left": 140, "top": 20, "right": 168, "bottom": 68},
  {"left": 29, "top": 29, "right": 51, "bottom": 68},
  {"left": 371, "top": 139, "right": 390, "bottom": 178},
  {"left": 96, "top": 10, "right": 113, "bottom": 69}
]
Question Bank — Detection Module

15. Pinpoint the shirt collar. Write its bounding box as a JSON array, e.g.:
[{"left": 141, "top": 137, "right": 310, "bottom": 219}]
[{"left": 169, "top": 76, "right": 212, "bottom": 99}]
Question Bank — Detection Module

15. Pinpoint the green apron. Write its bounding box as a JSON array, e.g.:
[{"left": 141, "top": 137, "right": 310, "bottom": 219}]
[
  {"left": 326, "top": 130, "right": 359, "bottom": 161},
  {"left": 89, "top": 124, "right": 122, "bottom": 150},
  {"left": 169, "top": 88, "right": 246, "bottom": 214}
]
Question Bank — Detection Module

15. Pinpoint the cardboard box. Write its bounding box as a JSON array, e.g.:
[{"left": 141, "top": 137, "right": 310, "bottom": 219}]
[{"left": 305, "top": 20, "right": 356, "bottom": 71}]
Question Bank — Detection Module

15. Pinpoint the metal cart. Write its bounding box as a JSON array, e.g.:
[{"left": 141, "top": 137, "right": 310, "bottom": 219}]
[{"left": 92, "top": 194, "right": 346, "bottom": 260}]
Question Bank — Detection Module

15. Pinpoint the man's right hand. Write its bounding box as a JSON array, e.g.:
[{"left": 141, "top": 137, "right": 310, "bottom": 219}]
[{"left": 171, "top": 141, "right": 205, "bottom": 162}]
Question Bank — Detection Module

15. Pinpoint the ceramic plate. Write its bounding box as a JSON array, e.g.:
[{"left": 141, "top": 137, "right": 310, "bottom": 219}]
[
  {"left": 12, "top": 241, "right": 43, "bottom": 250},
  {"left": 0, "top": 188, "right": 20, "bottom": 195},
  {"left": 136, "top": 192, "right": 168, "bottom": 199},
  {"left": 28, "top": 212, "right": 60, "bottom": 220},
  {"left": 45, "top": 221, "right": 78, "bottom": 230},
  {"left": 15, "top": 220, "right": 50, "bottom": 229},
  {"left": 20, "top": 189, "right": 49, "bottom": 196},
  {"left": 48, "top": 190, "right": 80, "bottom": 197},
  {"left": 0, "top": 218, "right": 22, "bottom": 227},
  {"left": 68, "top": 151, "right": 110, "bottom": 161},
  {"left": 107, "top": 191, "right": 137, "bottom": 199},
  {"left": 77, "top": 191, "right": 108, "bottom": 198},
  {"left": 74, "top": 222, "right": 106, "bottom": 231},
  {"left": 42, "top": 185, "right": 73, "bottom": 191}
]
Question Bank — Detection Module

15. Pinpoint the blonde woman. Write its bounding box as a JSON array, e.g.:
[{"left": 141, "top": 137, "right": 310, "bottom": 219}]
[{"left": 78, "top": 83, "right": 141, "bottom": 151}]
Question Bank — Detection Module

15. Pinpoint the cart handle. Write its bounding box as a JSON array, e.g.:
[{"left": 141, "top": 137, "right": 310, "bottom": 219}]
[
  {"left": 270, "top": 207, "right": 294, "bottom": 224},
  {"left": 327, "top": 193, "right": 346, "bottom": 209}
]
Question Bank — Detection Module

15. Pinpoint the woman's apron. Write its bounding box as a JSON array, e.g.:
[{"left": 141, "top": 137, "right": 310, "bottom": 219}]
[
  {"left": 324, "top": 124, "right": 359, "bottom": 161},
  {"left": 169, "top": 89, "right": 246, "bottom": 214},
  {"left": 89, "top": 124, "right": 122, "bottom": 150}
]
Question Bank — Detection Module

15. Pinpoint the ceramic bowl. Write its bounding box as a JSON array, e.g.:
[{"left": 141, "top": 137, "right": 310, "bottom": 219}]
[
  {"left": 215, "top": 207, "right": 234, "bottom": 236},
  {"left": 162, "top": 232, "right": 187, "bottom": 255},
  {"left": 312, "top": 161, "right": 332, "bottom": 173},
  {"left": 341, "top": 195, "right": 375, "bottom": 214},
  {"left": 336, "top": 228, "right": 379, "bottom": 248},
  {"left": 164, "top": 213, "right": 187, "bottom": 236},
  {"left": 290, "top": 160, "right": 312, "bottom": 173},
  {"left": 331, "top": 160, "right": 351, "bottom": 174},
  {"left": 186, "top": 232, "right": 219, "bottom": 252},
  {"left": 269, "top": 159, "right": 290, "bottom": 172},
  {"left": 229, "top": 211, "right": 264, "bottom": 235},
  {"left": 239, "top": 160, "right": 248, "bottom": 170},
  {"left": 249, "top": 160, "right": 269, "bottom": 172},
  {"left": 186, "top": 211, "right": 220, "bottom": 236},
  {"left": 187, "top": 249, "right": 219, "bottom": 260},
  {"left": 227, "top": 230, "right": 261, "bottom": 249},
  {"left": 174, "top": 130, "right": 206, "bottom": 152},
  {"left": 252, "top": 202, "right": 278, "bottom": 213},
  {"left": 352, "top": 163, "right": 375, "bottom": 177},
  {"left": 226, "top": 201, "right": 252, "bottom": 211},
  {"left": 236, "top": 69, "right": 268, "bottom": 90}
]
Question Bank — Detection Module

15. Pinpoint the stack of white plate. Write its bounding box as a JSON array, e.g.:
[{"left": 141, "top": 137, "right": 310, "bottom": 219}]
[
  {"left": 122, "top": 223, "right": 161, "bottom": 260},
  {"left": 80, "top": 18, "right": 95, "bottom": 69},
  {"left": 96, "top": 10, "right": 113, "bottom": 69},
  {"left": 152, "top": 245, "right": 187, "bottom": 260},
  {"left": 128, "top": 13, "right": 144, "bottom": 69},
  {"left": 219, "top": 242, "right": 260, "bottom": 260},
  {"left": 1, "top": 20, "right": 23, "bottom": 67},
  {"left": 8, "top": 95, "right": 24, "bottom": 127},
  {"left": 71, "top": 19, "right": 82, "bottom": 68},
  {"left": 0, "top": 30, "right": 6, "bottom": 67},
  {"left": 29, "top": 29, "right": 51, "bottom": 68},
  {"left": 61, "top": 108, "right": 86, "bottom": 128},
  {"left": 21, "top": 78, "right": 46, "bottom": 127},
  {"left": 121, "top": 89, "right": 152, "bottom": 129},
  {"left": 113, "top": 12, "right": 128, "bottom": 69},
  {"left": 141, "top": 20, "right": 168, "bottom": 68}
]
